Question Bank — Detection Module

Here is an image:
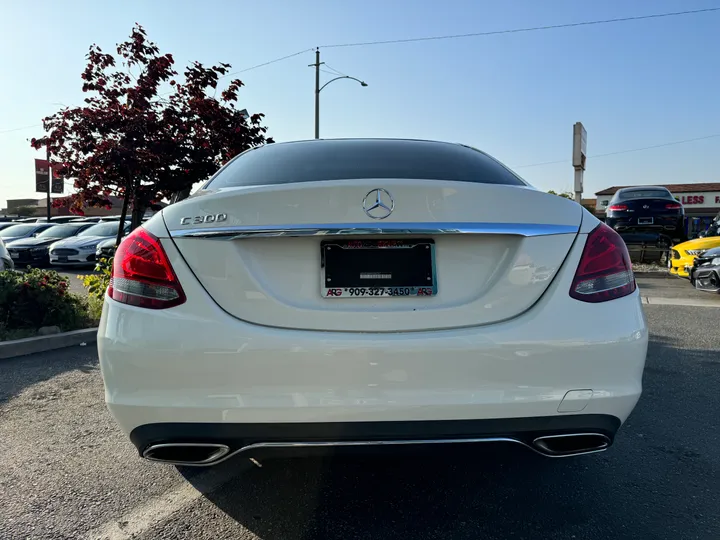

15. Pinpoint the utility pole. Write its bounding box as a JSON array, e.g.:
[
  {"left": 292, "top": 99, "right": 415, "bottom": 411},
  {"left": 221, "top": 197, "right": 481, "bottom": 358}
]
[{"left": 309, "top": 48, "right": 324, "bottom": 139}]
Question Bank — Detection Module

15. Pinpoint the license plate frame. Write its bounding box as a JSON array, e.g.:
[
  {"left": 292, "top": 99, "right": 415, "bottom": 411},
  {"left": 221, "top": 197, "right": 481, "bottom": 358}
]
[
  {"left": 10, "top": 252, "right": 19, "bottom": 259},
  {"left": 58, "top": 256, "right": 68, "bottom": 262},
  {"left": 637, "top": 217, "right": 654, "bottom": 225},
  {"left": 320, "top": 238, "right": 437, "bottom": 299}
]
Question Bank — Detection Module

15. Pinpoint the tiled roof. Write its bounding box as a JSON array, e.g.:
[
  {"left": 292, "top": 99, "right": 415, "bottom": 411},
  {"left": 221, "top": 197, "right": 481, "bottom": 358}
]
[{"left": 596, "top": 183, "right": 720, "bottom": 196}]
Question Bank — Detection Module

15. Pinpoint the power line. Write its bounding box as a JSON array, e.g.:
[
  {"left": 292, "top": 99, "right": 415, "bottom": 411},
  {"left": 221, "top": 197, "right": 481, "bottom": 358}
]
[
  {"left": 320, "top": 7, "right": 720, "bottom": 49},
  {"left": 513, "top": 133, "right": 720, "bottom": 169},
  {"left": 0, "top": 49, "right": 316, "bottom": 133},
  {"left": 2, "top": 7, "right": 719, "bottom": 134},
  {"left": 223, "top": 48, "right": 314, "bottom": 78},
  {"left": 0, "top": 124, "right": 41, "bottom": 134},
  {"left": 323, "top": 63, "right": 348, "bottom": 77}
]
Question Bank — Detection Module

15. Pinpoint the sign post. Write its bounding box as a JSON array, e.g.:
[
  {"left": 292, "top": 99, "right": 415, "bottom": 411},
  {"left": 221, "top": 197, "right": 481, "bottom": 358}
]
[
  {"left": 572, "top": 122, "right": 587, "bottom": 204},
  {"left": 34, "top": 156, "right": 51, "bottom": 220},
  {"left": 35, "top": 151, "right": 63, "bottom": 220}
]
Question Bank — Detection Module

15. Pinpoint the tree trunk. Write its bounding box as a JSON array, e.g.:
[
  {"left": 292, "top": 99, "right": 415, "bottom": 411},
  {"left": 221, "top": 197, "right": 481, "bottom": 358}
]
[
  {"left": 131, "top": 201, "right": 145, "bottom": 231},
  {"left": 115, "top": 186, "right": 131, "bottom": 249},
  {"left": 128, "top": 178, "right": 144, "bottom": 231}
]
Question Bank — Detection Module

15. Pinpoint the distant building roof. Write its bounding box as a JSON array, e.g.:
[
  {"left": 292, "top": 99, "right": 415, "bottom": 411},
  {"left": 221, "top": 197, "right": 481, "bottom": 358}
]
[{"left": 596, "top": 183, "right": 720, "bottom": 196}]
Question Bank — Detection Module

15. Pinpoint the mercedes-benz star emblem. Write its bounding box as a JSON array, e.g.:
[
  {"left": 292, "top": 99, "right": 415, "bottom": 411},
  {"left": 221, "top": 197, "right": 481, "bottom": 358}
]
[{"left": 363, "top": 188, "right": 395, "bottom": 219}]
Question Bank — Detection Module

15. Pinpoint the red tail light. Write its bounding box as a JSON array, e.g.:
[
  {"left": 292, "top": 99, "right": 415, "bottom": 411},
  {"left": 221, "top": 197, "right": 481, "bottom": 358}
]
[
  {"left": 109, "top": 228, "right": 186, "bottom": 309},
  {"left": 569, "top": 223, "right": 636, "bottom": 303},
  {"left": 665, "top": 203, "right": 682, "bottom": 209},
  {"left": 608, "top": 204, "right": 627, "bottom": 211}
]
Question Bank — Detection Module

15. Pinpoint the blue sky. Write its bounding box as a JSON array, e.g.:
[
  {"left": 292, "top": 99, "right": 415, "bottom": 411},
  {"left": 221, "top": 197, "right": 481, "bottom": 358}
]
[{"left": 1, "top": 0, "right": 719, "bottom": 205}]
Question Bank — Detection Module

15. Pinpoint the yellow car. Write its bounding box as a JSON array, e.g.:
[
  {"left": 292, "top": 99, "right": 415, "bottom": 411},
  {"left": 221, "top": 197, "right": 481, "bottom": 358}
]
[{"left": 670, "top": 233, "right": 720, "bottom": 278}]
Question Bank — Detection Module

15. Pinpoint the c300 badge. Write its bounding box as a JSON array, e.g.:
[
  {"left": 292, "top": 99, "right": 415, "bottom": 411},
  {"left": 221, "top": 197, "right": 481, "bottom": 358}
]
[{"left": 180, "top": 213, "right": 227, "bottom": 225}]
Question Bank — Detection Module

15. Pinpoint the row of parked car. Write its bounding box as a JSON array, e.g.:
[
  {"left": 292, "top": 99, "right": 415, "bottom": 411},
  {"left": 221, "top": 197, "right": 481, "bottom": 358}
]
[
  {"left": 668, "top": 220, "right": 720, "bottom": 293},
  {"left": 603, "top": 185, "right": 720, "bottom": 294},
  {"left": 0, "top": 215, "right": 135, "bottom": 271}
]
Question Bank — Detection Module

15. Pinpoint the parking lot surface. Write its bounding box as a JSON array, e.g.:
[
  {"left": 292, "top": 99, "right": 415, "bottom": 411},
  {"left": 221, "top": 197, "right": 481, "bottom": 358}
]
[
  {"left": 1, "top": 298, "right": 719, "bottom": 539},
  {"left": 636, "top": 273, "right": 720, "bottom": 303}
]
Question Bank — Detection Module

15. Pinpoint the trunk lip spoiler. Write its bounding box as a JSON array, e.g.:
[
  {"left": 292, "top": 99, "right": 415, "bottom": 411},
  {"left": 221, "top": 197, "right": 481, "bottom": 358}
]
[{"left": 168, "top": 222, "right": 578, "bottom": 239}]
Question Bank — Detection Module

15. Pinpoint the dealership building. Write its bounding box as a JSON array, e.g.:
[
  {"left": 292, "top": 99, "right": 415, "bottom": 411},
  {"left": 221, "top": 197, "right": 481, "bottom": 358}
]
[{"left": 595, "top": 183, "right": 720, "bottom": 236}]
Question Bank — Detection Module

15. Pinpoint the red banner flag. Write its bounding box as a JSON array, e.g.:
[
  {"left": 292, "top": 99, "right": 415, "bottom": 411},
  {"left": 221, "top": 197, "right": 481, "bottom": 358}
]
[
  {"left": 51, "top": 167, "right": 63, "bottom": 194},
  {"left": 35, "top": 159, "right": 50, "bottom": 193}
]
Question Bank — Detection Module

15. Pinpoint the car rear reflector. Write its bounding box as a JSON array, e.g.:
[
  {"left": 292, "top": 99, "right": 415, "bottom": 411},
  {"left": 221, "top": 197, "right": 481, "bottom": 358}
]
[
  {"left": 665, "top": 203, "right": 682, "bottom": 209},
  {"left": 569, "top": 223, "right": 636, "bottom": 303},
  {"left": 607, "top": 204, "right": 627, "bottom": 211},
  {"left": 109, "top": 228, "right": 186, "bottom": 309}
]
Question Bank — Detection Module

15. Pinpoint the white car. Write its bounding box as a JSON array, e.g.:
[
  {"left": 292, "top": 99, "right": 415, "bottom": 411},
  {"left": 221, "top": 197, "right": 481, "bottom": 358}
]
[
  {"left": 98, "top": 138, "right": 648, "bottom": 467},
  {"left": 49, "top": 221, "right": 130, "bottom": 266},
  {"left": 0, "top": 237, "right": 13, "bottom": 270}
]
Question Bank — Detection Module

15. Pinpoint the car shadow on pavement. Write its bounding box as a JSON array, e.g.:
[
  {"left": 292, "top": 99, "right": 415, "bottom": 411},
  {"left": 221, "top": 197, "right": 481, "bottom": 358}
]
[
  {"left": 0, "top": 348, "right": 98, "bottom": 405},
  {"left": 179, "top": 333, "right": 720, "bottom": 540},
  {"left": 183, "top": 445, "right": 607, "bottom": 540}
]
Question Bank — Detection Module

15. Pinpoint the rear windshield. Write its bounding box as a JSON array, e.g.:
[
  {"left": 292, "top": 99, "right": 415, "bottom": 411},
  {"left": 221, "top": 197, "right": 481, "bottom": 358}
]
[
  {"left": 615, "top": 189, "right": 672, "bottom": 200},
  {"left": 206, "top": 140, "right": 527, "bottom": 189}
]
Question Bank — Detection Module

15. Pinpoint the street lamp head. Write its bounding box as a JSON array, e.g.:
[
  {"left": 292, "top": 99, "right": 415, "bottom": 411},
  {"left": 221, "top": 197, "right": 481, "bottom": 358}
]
[{"left": 360, "top": 81, "right": 368, "bottom": 87}]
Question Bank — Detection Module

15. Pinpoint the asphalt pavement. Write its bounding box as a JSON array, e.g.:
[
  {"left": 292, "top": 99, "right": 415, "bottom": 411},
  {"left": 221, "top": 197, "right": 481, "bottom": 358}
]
[{"left": 1, "top": 301, "right": 719, "bottom": 539}]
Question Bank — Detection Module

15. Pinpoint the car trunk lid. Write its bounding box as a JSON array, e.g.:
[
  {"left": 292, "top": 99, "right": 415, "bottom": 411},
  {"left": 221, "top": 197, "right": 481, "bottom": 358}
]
[{"left": 163, "top": 180, "right": 583, "bottom": 332}]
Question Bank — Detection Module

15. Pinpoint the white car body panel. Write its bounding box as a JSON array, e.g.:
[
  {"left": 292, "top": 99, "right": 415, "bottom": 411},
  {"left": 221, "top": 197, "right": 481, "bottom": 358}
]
[{"left": 49, "top": 235, "right": 112, "bottom": 265}]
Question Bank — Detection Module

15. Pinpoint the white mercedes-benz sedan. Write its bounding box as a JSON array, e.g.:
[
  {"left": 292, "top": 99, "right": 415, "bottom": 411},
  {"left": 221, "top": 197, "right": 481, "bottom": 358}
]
[{"left": 98, "top": 138, "right": 648, "bottom": 466}]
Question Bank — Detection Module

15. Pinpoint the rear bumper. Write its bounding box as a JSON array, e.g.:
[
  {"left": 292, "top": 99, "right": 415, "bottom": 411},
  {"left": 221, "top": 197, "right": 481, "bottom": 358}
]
[
  {"left": 98, "top": 234, "right": 649, "bottom": 451},
  {"left": 606, "top": 216, "right": 682, "bottom": 235},
  {"left": 130, "top": 415, "right": 621, "bottom": 463}
]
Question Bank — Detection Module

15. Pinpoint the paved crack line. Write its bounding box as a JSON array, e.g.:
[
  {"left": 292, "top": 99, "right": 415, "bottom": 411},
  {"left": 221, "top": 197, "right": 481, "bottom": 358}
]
[{"left": 82, "top": 463, "right": 250, "bottom": 540}]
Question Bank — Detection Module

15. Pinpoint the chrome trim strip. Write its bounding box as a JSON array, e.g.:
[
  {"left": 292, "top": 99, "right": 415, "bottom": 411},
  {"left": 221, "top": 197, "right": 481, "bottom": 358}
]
[
  {"left": 142, "top": 434, "right": 608, "bottom": 467},
  {"left": 170, "top": 222, "right": 578, "bottom": 240}
]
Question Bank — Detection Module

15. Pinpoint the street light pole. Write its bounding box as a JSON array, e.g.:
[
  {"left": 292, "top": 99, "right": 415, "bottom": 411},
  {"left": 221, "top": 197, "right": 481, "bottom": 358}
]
[{"left": 309, "top": 49, "right": 367, "bottom": 139}]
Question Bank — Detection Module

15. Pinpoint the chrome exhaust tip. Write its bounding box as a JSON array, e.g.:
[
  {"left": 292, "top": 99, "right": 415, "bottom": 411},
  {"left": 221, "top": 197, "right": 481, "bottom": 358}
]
[
  {"left": 532, "top": 433, "right": 610, "bottom": 457},
  {"left": 142, "top": 443, "right": 230, "bottom": 465}
]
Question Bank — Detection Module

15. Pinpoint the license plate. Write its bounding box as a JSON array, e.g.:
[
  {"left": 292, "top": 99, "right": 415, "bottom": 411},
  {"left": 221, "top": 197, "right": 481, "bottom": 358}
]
[
  {"left": 10, "top": 252, "right": 19, "bottom": 259},
  {"left": 638, "top": 217, "right": 654, "bottom": 225},
  {"left": 58, "top": 256, "right": 68, "bottom": 262},
  {"left": 321, "top": 239, "right": 437, "bottom": 298}
]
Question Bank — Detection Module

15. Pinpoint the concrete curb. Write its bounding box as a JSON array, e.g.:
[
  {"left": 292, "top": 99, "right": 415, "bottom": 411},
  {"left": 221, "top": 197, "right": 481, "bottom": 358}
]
[
  {"left": 641, "top": 296, "right": 720, "bottom": 308},
  {"left": 0, "top": 327, "right": 98, "bottom": 360}
]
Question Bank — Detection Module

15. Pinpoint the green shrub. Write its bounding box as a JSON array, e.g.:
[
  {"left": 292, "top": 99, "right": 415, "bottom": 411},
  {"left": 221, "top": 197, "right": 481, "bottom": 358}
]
[
  {"left": 0, "top": 268, "right": 90, "bottom": 334},
  {"left": 87, "top": 296, "right": 104, "bottom": 323},
  {"left": 81, "top": 257, "right": 113, "bottom": 300}
]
